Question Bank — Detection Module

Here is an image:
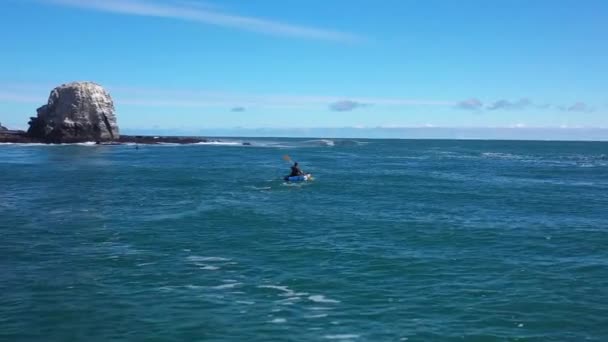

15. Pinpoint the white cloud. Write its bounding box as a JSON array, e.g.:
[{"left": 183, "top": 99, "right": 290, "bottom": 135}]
[{"left": 43, "top": 0, "right": 360, "bottom": 42}]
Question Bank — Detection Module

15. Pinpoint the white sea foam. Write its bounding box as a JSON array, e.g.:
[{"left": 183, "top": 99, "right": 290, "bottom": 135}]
[
  {"left": 258, "top": 285, "right": 295, "bottom": 296},
  {"left": 481, "top": 152, "right": 521, "bottom": 159},
  {"left": 275, "top": 296, "right": 302, "bottom": 305},
  {"left": 136, "top": 262, "right": 156, "bottom": 267},
  {"left": 247, "top": 186, "right": 272, "bottom": 191},
  {"left": 270, "top": 318, "right": 287, "bottom": 323},
  {"left": 309, "top": 295, "right": 340, "bottom": 303},
  {"left": 156, "top": 286, "right": 177, "bottom": 292},
  {"left": 195, "top": 141, "right": 242, "bottom": 146},
  {"left": 236, "top": 300, "right": 255, "bottom": 305},
  {"left": 301, "top": 139, "right": 335, "bottom": 147},
  {"left": 199, "top": 265, "right": 220, "bottom": 271},
  {"left": 305, "top": 314, "right": 328, "bottom": 318},
  {"left": 0, "top": 142, "right": 48, "bottom": 146},
  {"left": 324, "top": 334, "right": 359, "bottom": 340},
  {"left": 155, "top": 142, "right": 180, "bottom": 146},
  {"left": 212, "top": 282, "right": 242, "bottom": 290},
  {"left": 187, "top": 256, "right": 230, "bottom": 262}
]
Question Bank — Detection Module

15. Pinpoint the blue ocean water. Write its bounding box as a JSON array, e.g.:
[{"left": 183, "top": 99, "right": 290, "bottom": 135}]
[{"left": 1, "top": 139, "right": 607, "bottom": 341}]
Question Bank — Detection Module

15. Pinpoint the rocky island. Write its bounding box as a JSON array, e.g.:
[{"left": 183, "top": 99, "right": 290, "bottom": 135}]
[{"left": 0, "top": 82, "right": 243, "bottom": 145}]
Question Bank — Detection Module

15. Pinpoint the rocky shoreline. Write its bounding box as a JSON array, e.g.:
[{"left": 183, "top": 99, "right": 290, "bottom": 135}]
[{"left": 0, "top": 130, "right": 250, "bottom": 145}]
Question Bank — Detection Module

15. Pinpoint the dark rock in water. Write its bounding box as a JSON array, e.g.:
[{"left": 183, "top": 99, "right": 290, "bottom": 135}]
[
  {"left": 27, "top": 82, "right": 119, "bottom": 143},
  {"left": 0, "top": 129, "right": 37, "bottom": 143}
]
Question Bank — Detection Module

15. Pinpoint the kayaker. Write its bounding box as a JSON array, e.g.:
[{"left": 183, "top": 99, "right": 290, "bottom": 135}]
[{"left": 289, "top": 162, "right": 304, "bottom": 177}]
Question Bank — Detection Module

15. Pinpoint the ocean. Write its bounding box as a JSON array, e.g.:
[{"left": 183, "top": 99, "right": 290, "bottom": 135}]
[{"left": 1, "top": 139, "right": 607, "bottom": 341}]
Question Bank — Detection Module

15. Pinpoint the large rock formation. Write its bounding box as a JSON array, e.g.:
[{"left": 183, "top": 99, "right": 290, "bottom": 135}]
[
  {"left": 27, "top": 82, "right": 119, "bottom": 143},
  {"left": 0, "top": 122, "right": 7, "bottom": 131}
]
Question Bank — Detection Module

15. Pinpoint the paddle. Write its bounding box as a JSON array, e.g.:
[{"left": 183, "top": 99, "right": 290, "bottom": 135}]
[{"left": 282, "top": 154, "right": 293, "bottom": 163}]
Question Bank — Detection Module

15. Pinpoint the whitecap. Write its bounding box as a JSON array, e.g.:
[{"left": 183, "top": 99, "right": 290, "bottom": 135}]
[
  {"left": 324, "top": 334, "right": 359, "bottom": 340},
  {"left": 481, "top": 152, "right": 520, "bottom": 159},
  {"left": 304, "top": 314, "right": 328, "bottom": 318},
  {"left": 301, "top": 139, "right": 335, "bottom": 147},
  {"left": 236, "top": 301, "right": 255, "bottom": 305},
  {"left": 199, "top": 265, "right": 220, "bottom": 270},
  {"left": 156, "top": 286, "right": 177, "bottom": 292},
  {"left": 187, "top": 256, "right": 230, "bottom": 262},
  {"left": 309, "top": 295, "right": 340, "bottom": 303},
  {"left": 247, "top": 186, "right": 272, "bottom": 191},
  {"left": 136, "top": 262, "right": 156, "bottom": 267},
  {"left": 195, "top": 141, "right": 242, "bottom": 146},
  {"left": 270, "top": 318, "right": 286, "bottom": 324},
  {"left": 275, "top": 296, "right": 302, "bottom": 305},
  {"left": 213, "top": 282, "right": 241, "bottom": 290},
  {"left": 0, "top": 142, "right": 48, "bottom": 146},
  {"left": 258, "top": 285, "right": 296, "bottom": 296}
]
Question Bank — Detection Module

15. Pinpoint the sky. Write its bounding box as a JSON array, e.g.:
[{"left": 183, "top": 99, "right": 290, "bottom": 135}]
[{"left": 0, "top": 0, "right": 607, "bottom": 138}]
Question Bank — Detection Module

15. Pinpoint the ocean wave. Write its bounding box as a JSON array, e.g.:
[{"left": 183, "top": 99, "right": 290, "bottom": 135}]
[
  {"left": 198, "top": 265, "right": 220, "bottom": 271},
  {"left": 0, "top": 142, "right": 100, "bottom": 147},
  {"left": 187, "top": 256, "right": 231, "bottom": 262},
  {"left": 478, "top": 151, "right": 608, "bottom": 168},
  {"left": 480, "top": 152, "right": 529, "bottom": 160},
  {"left": 308, "top": 295, "right": 340, "bottom": 304},
  {"left": 194, "top": 141, "right": 243, "bottom": 146},
  {"left": 323, "top": 334, "right": 360, "bottom": 340},
  {"left": 213, "top": 282, "right": 242, "bottom": 290},
  {"left": 300, "top": 139, "right": 335, "bottom": 147}
]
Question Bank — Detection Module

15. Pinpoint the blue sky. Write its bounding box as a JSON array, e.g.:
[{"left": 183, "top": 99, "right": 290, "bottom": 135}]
[{"left": 1, "top": 0, "right": 607, "bottom": 136}]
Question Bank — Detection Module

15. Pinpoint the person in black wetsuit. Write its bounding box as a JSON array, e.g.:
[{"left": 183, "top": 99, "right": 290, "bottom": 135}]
[{"left": 289, "top": 162, "right": 304, "bottom": 177}]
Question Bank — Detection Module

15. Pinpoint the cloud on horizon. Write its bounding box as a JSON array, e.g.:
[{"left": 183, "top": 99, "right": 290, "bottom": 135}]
[
  {"left": 487, "top": 98, "right": 532, "bottom": 111},
  {"left": 328, "top": 100, "right": 368, "bottom": 112},
  {"left": 456, "top": 98, "right": 483, "bottom": 111},
  {"left": 562, "top": 102, "right": 594, "bottom": 113},
  {"left": 43, "top": 0, "right": 360, "bottom": 42},
  {"left": 230, "top": 106, "right": 245, "bottom": 112}
]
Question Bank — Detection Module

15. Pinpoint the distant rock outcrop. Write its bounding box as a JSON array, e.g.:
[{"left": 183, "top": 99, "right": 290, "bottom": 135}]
[
  {"left": 27, "top": 82, "right": 119, "bottom": 143},
  {"left": 0, "top": 122, "right": 7, "bottom": 131}
]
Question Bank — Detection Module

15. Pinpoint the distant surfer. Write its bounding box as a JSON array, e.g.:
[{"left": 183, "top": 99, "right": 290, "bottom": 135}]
[{"left": 289, "top": 162, "right": 304, "bottom": 177}]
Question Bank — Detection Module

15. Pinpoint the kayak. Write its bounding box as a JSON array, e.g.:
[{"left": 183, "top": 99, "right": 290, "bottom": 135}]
[{"left": 284, "top": 173, "right": 313, "bottom": 182}]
